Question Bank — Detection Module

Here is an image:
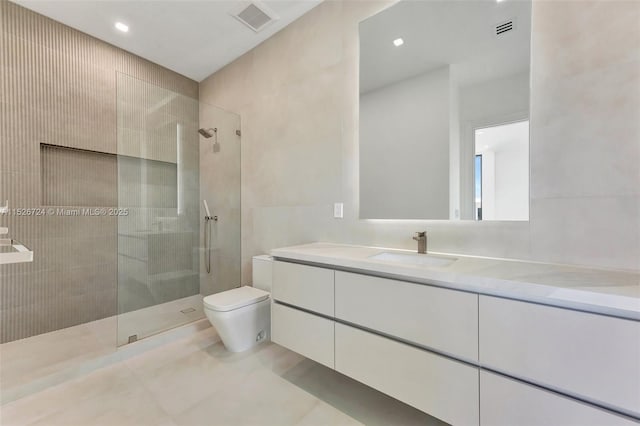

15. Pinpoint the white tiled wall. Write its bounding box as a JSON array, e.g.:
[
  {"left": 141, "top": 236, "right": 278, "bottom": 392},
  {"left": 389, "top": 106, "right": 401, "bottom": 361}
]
[{"left": 199, "top": 0, "right": 640, "bottom": 282}]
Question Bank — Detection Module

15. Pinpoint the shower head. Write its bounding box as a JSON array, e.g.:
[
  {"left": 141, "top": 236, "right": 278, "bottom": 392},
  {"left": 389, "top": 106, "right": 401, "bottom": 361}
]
[{"left": 198, "top": 127, "right": 217, "bottom": 138}]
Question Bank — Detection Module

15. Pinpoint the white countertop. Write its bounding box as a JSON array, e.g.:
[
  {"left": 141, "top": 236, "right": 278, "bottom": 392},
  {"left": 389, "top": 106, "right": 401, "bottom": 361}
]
[{"left": 271, "top": 242, "right": 640, "bottom": 321}]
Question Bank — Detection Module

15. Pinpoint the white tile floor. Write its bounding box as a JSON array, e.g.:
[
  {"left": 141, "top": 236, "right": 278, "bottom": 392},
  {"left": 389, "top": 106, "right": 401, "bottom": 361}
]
[
  {"left": 1, "top": 326, "right": 446, "bottom": 426},
  {"left": 0, "top": 316, "right": 116, "bottom": 403},
  {"left": 0, "top": 296, "right": 206, "bottom": 404}
]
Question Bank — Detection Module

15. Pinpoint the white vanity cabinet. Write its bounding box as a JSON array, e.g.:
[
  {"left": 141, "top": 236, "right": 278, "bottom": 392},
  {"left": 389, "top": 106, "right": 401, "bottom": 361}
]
[
  {"left": 336, "top": 324, "right": 479, "bottom": 426},
  {"left": 272, "top": 261, "right": 334, "bottom": 316},
  {"left": 335, "top": 271, "right": 478, "bottom": 362},
  {"left": 271, "top": 260, "right": 480, "bottom": 425},
  {"left": 271, "top": 303, "right": 334, "bottom": 368},
  {"left": 271, "top": 261, "right": 335, "bottom": 368},
  {"left": 271, "top": 257, "right": 640, "bottom": 425},
  {"left": 480, "top": 371, "right": 639, "bottom": 426},
  {"left": 479, "top": 295, "right": 640, "bottom": 417}
]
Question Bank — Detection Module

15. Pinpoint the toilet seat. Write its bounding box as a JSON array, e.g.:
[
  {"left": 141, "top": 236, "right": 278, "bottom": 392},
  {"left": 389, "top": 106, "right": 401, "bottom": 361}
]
[{"left": 203, "top": 286, "right": 269, "bottom": 312}]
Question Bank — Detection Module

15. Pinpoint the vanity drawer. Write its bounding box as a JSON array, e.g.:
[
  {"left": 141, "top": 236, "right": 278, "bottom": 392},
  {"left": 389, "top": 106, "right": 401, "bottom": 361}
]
[
  {"left": 271, "top": 303, "right": 334, "bottom": 368},
  {"left": 272, "top": 261, "right": 334, "bottom": 316},
  {"left": 335, "top": 271, "right": 478, "bottom": 361},
  {"left": 335, "top": 323, "right": 479, "bottom": 426},
  {"left": 480, "top": 371, "right": 638, "bottom": 426},
  {"left": 479, "top": 295, "right": 640, "bottom": 416}
]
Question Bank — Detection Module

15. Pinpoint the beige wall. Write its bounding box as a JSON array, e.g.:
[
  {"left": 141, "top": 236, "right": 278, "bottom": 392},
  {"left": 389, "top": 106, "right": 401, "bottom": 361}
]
[
  {"left": 199, "top": 0, "right": 640, "bottom": 283},
  {"left": 0, "top": 0, "right": 198, "bottom": 342},
  {"left": 198, "top": 103, "right": 242, "bottom": 297}
]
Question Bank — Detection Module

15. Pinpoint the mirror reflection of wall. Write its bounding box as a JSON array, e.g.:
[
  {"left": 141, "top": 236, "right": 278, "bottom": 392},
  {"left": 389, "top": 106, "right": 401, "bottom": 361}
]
[
  {"left": 360, "top": 66, "right": 450, "bottom": 220},
  {"left": 359, "top": 0, "right": 531, "bottom": 221}
]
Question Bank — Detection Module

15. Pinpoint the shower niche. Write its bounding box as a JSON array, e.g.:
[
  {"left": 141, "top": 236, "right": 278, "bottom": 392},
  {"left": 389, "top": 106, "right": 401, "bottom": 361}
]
[
  {"left": 40, "top": 143, "right": 118, "bottom": 207},
  {"left": 40, "top": 143, "right": 179, "bottom": 209}
]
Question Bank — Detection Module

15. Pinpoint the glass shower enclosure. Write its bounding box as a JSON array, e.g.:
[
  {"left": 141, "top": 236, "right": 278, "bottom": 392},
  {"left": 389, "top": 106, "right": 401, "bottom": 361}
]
[
  {"left": 0, "top": 71, "right": 240, "bottom": 404},
  {"left": 116, "top": 74, "right": 241, "bottom": 345}
]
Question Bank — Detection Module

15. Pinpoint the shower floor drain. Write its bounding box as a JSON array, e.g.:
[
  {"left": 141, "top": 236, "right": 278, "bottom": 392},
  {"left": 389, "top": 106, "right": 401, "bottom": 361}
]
[{"left": 180, "top": 307, "right": 196, "bottom": 314}]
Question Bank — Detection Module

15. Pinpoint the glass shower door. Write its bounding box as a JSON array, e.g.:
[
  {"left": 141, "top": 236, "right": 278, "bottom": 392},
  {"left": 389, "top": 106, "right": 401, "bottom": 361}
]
[{"left": 116, "top": 74, "right": 202, "bottom": 345}]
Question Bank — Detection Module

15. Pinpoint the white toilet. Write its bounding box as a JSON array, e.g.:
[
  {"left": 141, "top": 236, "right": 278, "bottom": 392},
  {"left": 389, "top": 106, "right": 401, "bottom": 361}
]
[{"left": 203, "top": 255, "right": 273, "bottom": 352}]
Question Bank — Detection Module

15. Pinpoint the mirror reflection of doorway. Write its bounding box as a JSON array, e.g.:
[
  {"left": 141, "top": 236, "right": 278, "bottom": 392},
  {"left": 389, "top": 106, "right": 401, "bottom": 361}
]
[{"left": 474, "top": 120, "right": 529, "bottom": 221}]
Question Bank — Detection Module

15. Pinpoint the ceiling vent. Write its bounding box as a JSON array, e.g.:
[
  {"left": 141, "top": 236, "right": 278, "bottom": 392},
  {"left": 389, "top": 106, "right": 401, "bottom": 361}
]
[
  {"left": 495, "top": 19, "right": 516, "bottom": 36},
  {"left": 232, "top": 2, "right": 278, "bottom": 33}
]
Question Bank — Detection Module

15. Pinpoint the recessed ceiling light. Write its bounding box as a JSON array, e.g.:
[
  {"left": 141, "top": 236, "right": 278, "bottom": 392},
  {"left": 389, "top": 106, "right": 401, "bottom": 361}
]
[
  {"left": 114, "top": 22, "right": 129, "bottom": 33},
  {"left": 496, "top": 0, "right": 505, "bottom": 3},
  {"left": 393, "top": 38, "right": 404, "bottom": 47},
  {"left": 477, "top": 131, "right": 484, "bottom": 135}
]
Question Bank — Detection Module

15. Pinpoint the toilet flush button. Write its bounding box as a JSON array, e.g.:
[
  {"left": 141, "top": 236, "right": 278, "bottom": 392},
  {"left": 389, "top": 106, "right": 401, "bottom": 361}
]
[{"left": 333, "top": 203, "right": 343, "bottom": 219}]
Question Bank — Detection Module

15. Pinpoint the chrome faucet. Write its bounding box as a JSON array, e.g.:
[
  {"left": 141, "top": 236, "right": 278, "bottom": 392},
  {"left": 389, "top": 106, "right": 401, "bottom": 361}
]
[{"left": 413, "top": 231, "right": 427, "bottom": 254}]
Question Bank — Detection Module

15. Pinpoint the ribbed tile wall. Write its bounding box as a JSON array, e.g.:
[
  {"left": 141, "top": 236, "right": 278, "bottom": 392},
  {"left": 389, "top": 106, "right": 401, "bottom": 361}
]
[{"left": 0, "top": 0, "right": 198, "bottom": 343}]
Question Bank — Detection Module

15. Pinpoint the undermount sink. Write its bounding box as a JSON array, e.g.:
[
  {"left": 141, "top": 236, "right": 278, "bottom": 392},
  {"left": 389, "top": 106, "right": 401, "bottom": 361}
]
[{"left": 369, "top": 252, "right": 457, "bottom": 267}]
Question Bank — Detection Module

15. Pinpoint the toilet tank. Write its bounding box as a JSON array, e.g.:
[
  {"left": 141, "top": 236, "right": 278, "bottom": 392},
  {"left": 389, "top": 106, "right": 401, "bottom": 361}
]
[{"left": 252, "top": 255, "right": 273, "bottom": 292}]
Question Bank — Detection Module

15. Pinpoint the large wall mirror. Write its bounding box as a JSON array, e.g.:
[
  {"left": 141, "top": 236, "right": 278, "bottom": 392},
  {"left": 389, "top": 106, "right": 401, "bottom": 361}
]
[{"left": 359, "top": 0, "right": 531, "bottom": 220}]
